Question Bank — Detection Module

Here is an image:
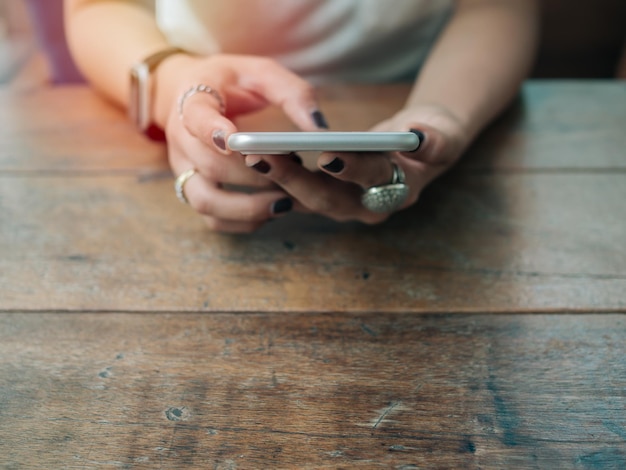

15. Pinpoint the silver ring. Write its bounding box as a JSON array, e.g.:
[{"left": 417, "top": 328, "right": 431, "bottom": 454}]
[
  {"left": 361, "top": 162, "right": 409, "bottom": 213},
  {"left": 178, "top": 84, "right": 226, "bottom": 118},
  {"left": 174, "top": 168, "right": 198, "bottom": 204}
]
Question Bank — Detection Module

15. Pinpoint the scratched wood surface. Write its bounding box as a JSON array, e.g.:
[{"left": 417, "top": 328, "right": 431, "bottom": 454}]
[
  {"left": 1, "top": 171, "right": 626, "bottom": 312},
  {"left": 0, "top": 81, "right": 625, "bottom": 468},
  {"left": 1, "top": 312, "right": 625, "bottom": 469},
  {"left": 1, "top": 82, "right": 625, "bottom": 312}
]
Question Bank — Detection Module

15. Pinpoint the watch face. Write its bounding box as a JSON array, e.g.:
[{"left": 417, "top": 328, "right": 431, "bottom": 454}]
[
  {"left": 129, "top": 63, "right": 150, "bottom": 131},
  {"left": 129, "top": 48, "right": 185, "bottom": 133},
  {"left": 129, "top": 69, "right": 140, "bottom": 128}
]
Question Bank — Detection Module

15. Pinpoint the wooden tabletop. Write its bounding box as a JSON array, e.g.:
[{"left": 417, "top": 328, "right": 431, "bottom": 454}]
[{"left": 1, "top": 81, "right": 625, "bottom": 468}]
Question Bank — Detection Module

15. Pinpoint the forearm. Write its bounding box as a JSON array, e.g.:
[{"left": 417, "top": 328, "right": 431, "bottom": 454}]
[
  {"left": 407, "top": 0, "right": 539, "bottom": 141},
  {"left": 64, "top": 0, "right": 170, "bottom": 108}
]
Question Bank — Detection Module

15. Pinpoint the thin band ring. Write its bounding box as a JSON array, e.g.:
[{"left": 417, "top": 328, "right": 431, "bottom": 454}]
[
  {"left": 178, "top": 84, "right": 226, "bottom": 118},
  {"left": 174, "top": 168, "right": 198, "bottom": 204}
]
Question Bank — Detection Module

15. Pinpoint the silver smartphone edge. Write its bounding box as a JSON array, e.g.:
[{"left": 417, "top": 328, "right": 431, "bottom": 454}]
[{"left": 227, "top": 132, "right": 419, "bottom": 154}]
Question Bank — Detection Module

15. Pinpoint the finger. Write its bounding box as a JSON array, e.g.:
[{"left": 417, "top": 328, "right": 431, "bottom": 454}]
[
  {"left": 245, "top": 154, "right": 386, "bottom": 223},
  {"left": 220, "top": 87, "right": 272, "bottom": 116},
  {"left": 317, "top": 151, "right": 396, "bottom": 189},
  {"left": 399, "top": 125, "right": 454, "bottom": 166},
  {"left": 235, "top": 57, "right": 328, "bottom": 131},
  {"left": 178, "top": 86, "right": 237, "bottom": 155},
  {"left": 170, "top": 129, "right": 277, "bottom": 190},
  {"left": 316, "top": 152, "right": 421, "bottom": 216},
  {"left": 180, "top": 171, "right": 293, "bottom": 222}
]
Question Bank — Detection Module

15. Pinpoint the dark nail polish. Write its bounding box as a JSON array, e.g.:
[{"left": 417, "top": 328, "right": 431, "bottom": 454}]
[
  {"left": 322, "top": 157, "right": 344, "bottom": 173},
  {"left": 212, "top": 130, "right": 227, "bottom": 151},
  {"left": 250, "top": 159, "right": 271, "bottom": 174},
  {"left": 409, "top": 128, "right": 425, "bottom": 151},
  {"left": 271, "top": 197, "right": 293, "bottom": 215},
  {"left": 289, "top": 152, "right": 303, "bottom": 165},
  {"left": 311, "top": 110, "right": 329, "bottom": 129}
]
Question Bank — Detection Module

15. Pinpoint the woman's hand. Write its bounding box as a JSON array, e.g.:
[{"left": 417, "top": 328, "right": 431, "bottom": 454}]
[
  {"left": 155, "top": 53, "right": 327, "bottom": 233},
  {"left": 244, "top": 104, "right": 470, "bottom": 224}
]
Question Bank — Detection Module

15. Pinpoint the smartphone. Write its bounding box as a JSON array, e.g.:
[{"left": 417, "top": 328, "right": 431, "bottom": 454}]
[{"left": 227, "top": 131, "right": 420, "bottom": 154}]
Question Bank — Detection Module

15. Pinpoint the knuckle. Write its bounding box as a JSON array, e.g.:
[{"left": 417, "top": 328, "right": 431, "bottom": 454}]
[
  {"left": 270, "top": 167, "right": 294, "bottom": 187},
  {"left": 192, "top": 195, "right": 216, "bottom": 216},
  {"left": 181, "top": 111, "right": 211, "bottom": 143},
  {"left": 256, "top": 56, "right": 280, "bottom": 72},
  {"left": 197, "top": 159, "right": 222, "bottom": 183},
  {"left": 307, "top": 194, "right": 336, "bottom": 214},
  {"left": 296, "top": 81, "right": 316, "bottom": 100},
  {"left": 363, "top": 172, "right": 385, "bottom": 188}
]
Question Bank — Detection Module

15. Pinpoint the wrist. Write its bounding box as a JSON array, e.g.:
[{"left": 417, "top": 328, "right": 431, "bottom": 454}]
[
  {"left": 129, "top": 47, "right": 189, "bottom": 136},
  {"left": 152, "top": 53, "right": 204, "bottom": 130}
]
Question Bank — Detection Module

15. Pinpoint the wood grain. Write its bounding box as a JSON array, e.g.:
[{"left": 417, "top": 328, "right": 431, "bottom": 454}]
[
  {"left": 1, "top": 82, "right": 625, "bottom": 312},
  {"left": 1, "top": 171, "right": 625, "bottom": 312},
  {"left": 465, "top": 82, "right": 626, "bottom": 170},
  {"left": 1, "top": 312, "right": 624, "bottom": 469},
  {"left": 0, "top": 87, "right": 168, "bottom": 172},
  {"left": 1, "top": 82, "right": 625, "bottom": 172},
  {"left": 1, "top": 81, "right": 625, "bottom": 468}
]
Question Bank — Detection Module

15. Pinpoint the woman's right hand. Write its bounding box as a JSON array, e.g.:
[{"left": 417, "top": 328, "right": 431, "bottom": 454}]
[{"left": 154, "top": 53, "right": 326, "bottom": 233}]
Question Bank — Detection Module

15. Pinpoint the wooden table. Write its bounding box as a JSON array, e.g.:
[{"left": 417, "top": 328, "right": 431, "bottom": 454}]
[{"left": 1, "top": 81, "right": 625, "bottom": 468}]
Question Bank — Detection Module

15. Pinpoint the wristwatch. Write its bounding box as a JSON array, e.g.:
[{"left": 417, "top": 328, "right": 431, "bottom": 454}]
[{"left": 129, "top": 47, "right": 186, "bottom": 134}]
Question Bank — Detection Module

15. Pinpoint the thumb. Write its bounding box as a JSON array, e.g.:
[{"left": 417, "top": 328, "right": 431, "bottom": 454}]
[{"left": 399, "top": 124, "right": 460, "bottom": 167}]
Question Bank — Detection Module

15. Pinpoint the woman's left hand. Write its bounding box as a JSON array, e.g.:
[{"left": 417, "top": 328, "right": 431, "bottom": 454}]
[{"left": 242, "top": 105, "right": 470, "bottom": 224}]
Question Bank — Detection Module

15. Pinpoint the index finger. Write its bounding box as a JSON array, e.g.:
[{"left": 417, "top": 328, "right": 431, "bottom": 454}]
[
  {"left": 233, "top": 57, "right": 328, "bottom": 131},
  {"left": 178, "top": 86, "right": 238, "bottom": 154}
]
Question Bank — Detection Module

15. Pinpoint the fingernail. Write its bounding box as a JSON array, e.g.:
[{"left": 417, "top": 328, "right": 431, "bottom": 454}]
[
  {"left": 289, "top": 152, "right": 303, "bottom": 165},
  {"left": 311, "top": 110, "right": 329, "bottom": 129},
  {"left": 409, "top": 128, "right": 425, "bottom": 151},
  {"left": 249, "top": 159, "right": 271, "bottom": 174},
  {"left": 322, "top": 157, "right": 344, "bottom": 173},
  {"left": 212, "top": 130, "right": 227, "bottom": 151},
  {"left": 271, "top": 197, "right": 293, "bottom": 215}
]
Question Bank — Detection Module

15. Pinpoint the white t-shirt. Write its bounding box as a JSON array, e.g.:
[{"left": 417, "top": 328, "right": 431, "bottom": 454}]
[{"left": 156, "top": 0, "right": 454, "bottom": 83}]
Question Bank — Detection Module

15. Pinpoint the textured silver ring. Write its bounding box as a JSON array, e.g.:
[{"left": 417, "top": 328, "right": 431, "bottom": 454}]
[
  {"left": 178, "top": 84, "right": 226, "bottom": 118},
  {"left": 174, "top": 168, "right": 198, "bottom": 204},
  {"left": 361, "top": 162, "right": 409, "bottom": 213}
]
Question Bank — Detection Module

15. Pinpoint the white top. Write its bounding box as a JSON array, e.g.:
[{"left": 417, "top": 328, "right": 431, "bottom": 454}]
[{"left": 156, "top": 0, "right": 454, "bottom": 83}]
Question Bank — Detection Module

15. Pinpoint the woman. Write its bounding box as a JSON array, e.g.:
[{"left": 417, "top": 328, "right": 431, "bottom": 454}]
[{"left": 65, "top": 0, "right": 539, "bottom": 233}]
